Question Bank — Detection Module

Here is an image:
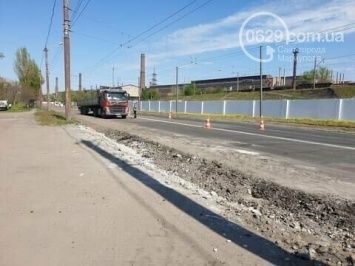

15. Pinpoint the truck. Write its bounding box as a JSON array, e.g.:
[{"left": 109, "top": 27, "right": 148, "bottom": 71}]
[
  {"left": 77, "top": 86, "right": 130, "bottom": 118},
  {"left": 0, "top": 100, "right": 11, "bottom": 111}
]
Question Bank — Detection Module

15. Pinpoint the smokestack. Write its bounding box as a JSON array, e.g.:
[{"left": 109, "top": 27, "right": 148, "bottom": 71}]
[
  {"left": 79, "top": 73, "right": 82, "bottom": 91},
  {"left": 140, "top": 54, "right": 145, "bottom": 92}
]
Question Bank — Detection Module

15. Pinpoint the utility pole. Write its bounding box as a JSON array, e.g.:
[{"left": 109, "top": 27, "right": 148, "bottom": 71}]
[
  {"left": 112, "top": 66, "right": 115, "bottom": 87},
  {"left": 138, "top": 77, "right": 140, "bottom": 105},
  {"left": 278, "top": 67, "right": 281, "bottom": 86},
  {"left": 237, "top": 73, "right": 239, "bottom": 92},
  {"left": 292, "top": 48, "right": 299, "bottom": 90},
  {"left": 63, "top": 0, "right": 71, "bottom": 121},
  {"left": 313, "top": 57, "right": 324, "bottom": 89},
  {"left": 259, "top": 46, "right": 263, "bottom": 118},
  {"left": 312, "top": 57, "right": 317, "bottom": 90},
  {"left": 44, "top": 47, "right": 50, "bottom": 111},
  {"left": 176, "top": 66, "right": 179, "bottom": 113},
  {"left": 38, "top": 71, "right": 43, "bottom": 108},
  {"left": 139, "top": 54, "right": 145, "bottom": 110},
  {"left": 283, "top": 68, "right": 286, "bottom": 86},
  {"left": 55, "top": 77, "right": 58, "bottom": 101},
  {"left": 330, "top": 70, "right": 333, "bottom": 83}
]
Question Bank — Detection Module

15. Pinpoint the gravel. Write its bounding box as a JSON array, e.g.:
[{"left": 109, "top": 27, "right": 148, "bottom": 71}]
[{"left": 76, "top": 124, "right": 355, "bottom": 266}]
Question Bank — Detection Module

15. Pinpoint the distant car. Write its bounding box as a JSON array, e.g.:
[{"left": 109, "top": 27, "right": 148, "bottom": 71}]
[
  {"left": 0, "top": 100, "right": 11, "bottom": 111},
  {"left": 28, "top": 99, "right": 35, "bottom": 108}
]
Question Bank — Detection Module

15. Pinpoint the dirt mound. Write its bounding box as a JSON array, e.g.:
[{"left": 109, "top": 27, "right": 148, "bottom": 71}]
[{"left": 104, "top": 129, "right": 355, "bottom": 266}]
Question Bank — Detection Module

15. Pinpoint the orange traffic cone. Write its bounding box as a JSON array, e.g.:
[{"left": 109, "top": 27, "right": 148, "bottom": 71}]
[
  {"left": 205, "top": 118, "right": 211, "bottom": 129},
  {"left": 168, "top": 112, "right": 172, "bottom": 119},
  {"left": 259, "top": 117, "right": 265, "bottom": 130}
]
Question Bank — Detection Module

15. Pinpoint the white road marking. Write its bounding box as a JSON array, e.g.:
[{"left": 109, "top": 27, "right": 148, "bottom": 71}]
[
  {"left": 139, "top": 117, "right": 355, "bottom": 151},
  {"left": 235, "top": 150, "right": 260, "bottom": 155}
]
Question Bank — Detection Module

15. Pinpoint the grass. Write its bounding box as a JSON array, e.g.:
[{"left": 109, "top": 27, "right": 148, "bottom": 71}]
[
  {"left": 161, "top": 86, "right": 355, "bottom": 102},
  {"left": 7, "top": 103, "right": 31, "bottom": 112},
  {"left": 35, "top": 109, "right": 75, "bottom": 126},
  {"left": 331, "top": 85, "right": 355, "bottom": 98}
]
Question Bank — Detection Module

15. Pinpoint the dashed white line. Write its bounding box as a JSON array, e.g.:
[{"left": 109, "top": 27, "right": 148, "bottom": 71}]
[{"left": 139, "top": 117, "right": 355, "bottom": 151}]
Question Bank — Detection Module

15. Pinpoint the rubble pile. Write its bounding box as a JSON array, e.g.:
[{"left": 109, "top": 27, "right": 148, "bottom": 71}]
[{"left": 104, "top": 129, "right": 355, "bottom": 266}]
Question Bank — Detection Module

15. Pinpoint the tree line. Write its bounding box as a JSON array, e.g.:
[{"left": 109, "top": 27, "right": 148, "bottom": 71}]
[{"left": 0, "top": 48, "right": 43, "bottom": 107}]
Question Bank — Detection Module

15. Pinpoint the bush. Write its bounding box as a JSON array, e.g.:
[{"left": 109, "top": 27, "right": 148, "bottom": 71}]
[
  {"left": 184, "top": 84, "right": 194, "bottom": 96},
  {"left": 141, "top": 89, "right": 160, "bottom": 100}
]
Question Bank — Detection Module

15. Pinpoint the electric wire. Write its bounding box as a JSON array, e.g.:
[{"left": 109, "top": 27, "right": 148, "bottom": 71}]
[
  {"left": 82, "top": 0, "right": 213, "bottom": 74},
  {"left": 71, "top": 0, "right": 93, "bottom": 28},
  {"left": 41, "top": 0, "right": 57, "bottom": 71}
]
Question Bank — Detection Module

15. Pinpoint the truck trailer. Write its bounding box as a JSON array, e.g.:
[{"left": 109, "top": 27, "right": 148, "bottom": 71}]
[{"left": 77, "top": 86, "right": 130, "bottom": 118}]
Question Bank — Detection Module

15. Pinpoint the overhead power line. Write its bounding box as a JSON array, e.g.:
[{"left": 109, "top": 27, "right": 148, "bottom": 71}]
[
  {"left": 71, "top": 0, "right": 93, "bottom": 28},
  {"left": 70, "top": 0, "right": 85, "bottom": 23},
  {"left": 123, "top": 0, "right": 199, "bottom": 46},
  {"left": 41, "top": 0, "right": 57, "bottom": 70},
  {"left": 134, "top": 0, "right": 215, "bottom": 46},
  {"left": 71, "top": 13, "right": 131, "bottom": 37},
  {"left": 82, "top": 0, "right": 214, "bottom": 74},
  {"left": 44, "top": 0, "right": 57, "bottom": 48},
  {"left": 71, "top": 30, "right": 118, "bottom": 44}
]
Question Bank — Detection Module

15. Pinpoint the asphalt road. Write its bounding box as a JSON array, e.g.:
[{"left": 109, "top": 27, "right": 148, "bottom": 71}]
[
  {"left": 122, "top": 114, "right": 355, "bottom": 173},
  {"left": 53, "top": 106, "right": 355, "bottom": 178}
]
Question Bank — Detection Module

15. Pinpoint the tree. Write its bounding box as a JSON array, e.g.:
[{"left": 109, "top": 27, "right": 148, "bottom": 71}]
[
  {"left": 150, "top": 89, "right": 160, "bottom": 100},
  {"left": 299, "top": 67, "right": 331, "bottom": 85},
  {"left": 184, "top": 84, "right": 194, "bottom": 96},
  {"left": 298, "top": 70, "right": 317, "bottom": 84},
  {"left": 318, "top": 67, "right": 331, "bottom": 83},
  {"left": 0, "top": 78, "right": 22, "bottom": 104},
  {"left": 13, "top": 47, "right": 43, "bottom": 104},
  {"left": 140, "top": 89, "right": 160, "bottom": 100}
]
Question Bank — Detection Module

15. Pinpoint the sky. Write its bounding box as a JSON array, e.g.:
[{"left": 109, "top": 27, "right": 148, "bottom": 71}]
[{"left": 0, "top": 0, "right": 354, "bottom": 93}]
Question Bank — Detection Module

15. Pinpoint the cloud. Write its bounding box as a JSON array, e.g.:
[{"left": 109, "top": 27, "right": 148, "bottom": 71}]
[{"left": 149, "top": 0, "right": 355, "bottom": 61}]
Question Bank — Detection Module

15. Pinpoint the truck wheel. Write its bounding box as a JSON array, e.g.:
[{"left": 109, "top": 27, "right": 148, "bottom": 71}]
[
  {"left": 122, "top": 115, "right": 127, "bottom": 119},
  {"left": 93, "top": 108, "right": 99, "bottom": 117}
]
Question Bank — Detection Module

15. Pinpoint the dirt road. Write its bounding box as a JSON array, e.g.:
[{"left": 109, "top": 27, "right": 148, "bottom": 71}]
[{"left": 0, "top": 110, "right": 310, "bottom": 265}]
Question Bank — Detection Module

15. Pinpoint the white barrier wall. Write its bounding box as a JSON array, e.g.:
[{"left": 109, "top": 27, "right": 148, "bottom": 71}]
[
  {"left": 140, "top": 98, "right": 355, "bottom": 121},
  {"left": 287, "top": 99, "right": 340, "bottom": 120}
]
